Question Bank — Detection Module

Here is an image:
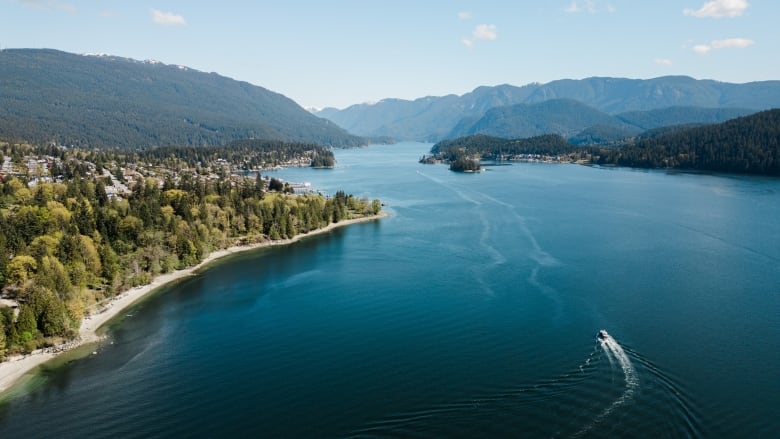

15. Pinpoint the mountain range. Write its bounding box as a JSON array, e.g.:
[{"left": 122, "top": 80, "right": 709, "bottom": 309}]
[
  {"left": 448, "top": 100, "right": 756, "bottom": 143},
  {"left": 315, "top": 76, "right": 780, "bottom": 142},
  {"left": 0, "top": 49, "right": 363, "bottom": 149},
  {"left": 3, "top": 49, "right": 779, "bottom": 150}
]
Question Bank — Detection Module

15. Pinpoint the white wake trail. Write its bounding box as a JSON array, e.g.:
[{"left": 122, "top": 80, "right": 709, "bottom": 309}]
[
  {"left": 601, "top": 333, "right": 639, "bottom": 403},
  {"left": 575, "top": 330, "right": 639, "bottom": 437},
  {"left": 415, "top": 170, "right": 502, "bottom": 294},
  {"left": 602, "top": 340, "right": 616, "bottom": 370}
]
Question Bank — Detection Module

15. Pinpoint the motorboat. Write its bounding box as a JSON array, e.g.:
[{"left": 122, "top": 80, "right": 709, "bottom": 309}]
[{"left": 597, "top": 329, "right": 609, "bottom": 341}]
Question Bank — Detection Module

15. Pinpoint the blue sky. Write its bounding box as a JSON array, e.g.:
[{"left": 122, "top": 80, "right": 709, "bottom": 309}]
[{"left": 3, "top": 0, "right": 778, "bottom": 109}]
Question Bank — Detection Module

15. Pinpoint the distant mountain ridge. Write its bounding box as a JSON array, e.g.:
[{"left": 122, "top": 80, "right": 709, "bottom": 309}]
[
  {"left": 449, "top": 101, "right": 756, "bottom": 144},
  {"left": 0, "top": 49, "right": 363, "bottom": 148},
  {"left": 615, "top": 106, "right": 755, "bottom": 130},
  {"left": 317, "top": 84, "right": 538, "bottom": 142},
  {"left": 447, "top": 99, "right": 641, "bottom": 140},
  {"left": 316, "top": 76, "right": 780, "bottom": 142}
]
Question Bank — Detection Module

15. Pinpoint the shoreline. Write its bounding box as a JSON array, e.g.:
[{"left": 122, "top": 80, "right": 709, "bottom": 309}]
[{"left": 0, "top": 212, "right": 387, "bottom": 395}]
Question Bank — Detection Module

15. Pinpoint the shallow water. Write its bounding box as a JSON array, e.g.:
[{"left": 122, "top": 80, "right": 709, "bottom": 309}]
[{"left": 1, "top": 142, "right": 778, "bottom": 438}]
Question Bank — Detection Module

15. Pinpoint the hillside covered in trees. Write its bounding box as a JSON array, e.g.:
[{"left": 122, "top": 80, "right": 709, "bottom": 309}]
[
  {"left": 447, "top": 99, "right": 641, "bottom": 140},
  {"left": 0, "top": 49, "right": 364, "bottom": 149},
  {"left": 0, "top": 141, "right": 380, "bottom": 359},
  {"left": 425, "top": 110, "right": 780, "bottom": 176},
  {"left": 597, "top": 109, "right": 780, "bottom": 174}
]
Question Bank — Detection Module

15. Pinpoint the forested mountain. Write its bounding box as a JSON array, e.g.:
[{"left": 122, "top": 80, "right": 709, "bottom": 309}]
[
  {"left": 598, "top": 109, "right": 780, "bottom": 174},
  {"left": 444, "top": 100, "right": 754, "bottom": 145},
  {"left": 0, "top": 49, "right": 363, "bottom": 149},
  {"left": 525, "top": 76, "right": 780, "bottom": 112},
  {"left": 568, "top": 124, "right": 639, "bottom": 146},
  {"left": 426, "top": 109, "right": 780, "bottom": 176},
  {"left": 316, "top": 76, "right": 780, "bottom": 142},
  {"left": 447, "top": 99, "right": 641, "bottom": 140},
  {"left": 616, "top": 106, "right": 755, "bottom": 130}
]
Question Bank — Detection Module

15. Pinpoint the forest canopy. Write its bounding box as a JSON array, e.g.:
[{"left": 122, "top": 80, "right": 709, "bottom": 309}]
[{"left": 0, "top": 140, "right": 379, "bottom": 360}]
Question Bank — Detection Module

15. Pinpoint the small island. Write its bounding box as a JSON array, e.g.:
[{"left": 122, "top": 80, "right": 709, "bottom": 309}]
[
  {"left": 449, "top": 156, "right": 482, "bottom": 173},
  {"left": 419, "top": 148, "right": 483, "bottom": 173}
]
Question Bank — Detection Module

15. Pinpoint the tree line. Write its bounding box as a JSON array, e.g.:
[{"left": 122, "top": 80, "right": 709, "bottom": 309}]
[
  {"left": 594, "top": 109, "right": 780, "bottom": 174},
  {"left": 426, "top": 110, "right": 780, "bottom": 176},
  {"left": 431, "top": 134, "right": 575, "bottom": 160}
]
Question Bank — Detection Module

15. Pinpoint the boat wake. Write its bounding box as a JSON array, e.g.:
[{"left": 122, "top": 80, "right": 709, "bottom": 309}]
[
  {"left": 348, "top": 330, "right": 702, "bottom": 438},
  {"left": 415, "top": 172, "right": 563, "bottom": 304},
  {"left": 414, "top": 171, "right": 505, "bottom": 295},
  {"left": 573, "top": 330, "right": 639, "bottom": 437}
]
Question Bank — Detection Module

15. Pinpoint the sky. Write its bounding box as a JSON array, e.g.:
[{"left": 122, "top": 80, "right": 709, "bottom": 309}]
[{"left": 2, "top": 0, "right": 778, "bottom": 109}]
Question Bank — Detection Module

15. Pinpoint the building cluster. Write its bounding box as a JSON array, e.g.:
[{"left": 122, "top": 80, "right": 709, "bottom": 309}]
[
  {"left": 495, "top": 153, "right": 579, "bottom": 163},
  {"left": 1, "top": 155, "right": 63, "bottom": 187},
  {"left": 0, "top": 152, "right": 315, "bottom": 200}
]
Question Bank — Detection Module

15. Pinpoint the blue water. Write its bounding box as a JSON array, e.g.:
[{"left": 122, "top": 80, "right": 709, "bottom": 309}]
[{"left": 1, "top": 142, "right": 779, "bottom": 438}]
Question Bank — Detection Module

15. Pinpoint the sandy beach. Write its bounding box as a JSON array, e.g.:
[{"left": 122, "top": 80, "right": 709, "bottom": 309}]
[{"left": 0, "top": 213, "right": 386, "bottom": 395}]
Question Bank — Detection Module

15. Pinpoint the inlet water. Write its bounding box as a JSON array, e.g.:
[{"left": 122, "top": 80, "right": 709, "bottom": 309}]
[{"left": 1, "top": 142, "right": 778, "bottom": 438}]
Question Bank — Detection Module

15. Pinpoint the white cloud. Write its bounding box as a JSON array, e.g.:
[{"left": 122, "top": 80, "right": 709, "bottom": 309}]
[
  {"left": 565, "top": 0, "right": 596, "bottom": 14},
  {"left": 711, "top": 37, "right": 754, "bottom": 48},
  {"left": 655, "top": 58, "right": 673, "bottom": 66},
  {"left": 19, "top": 0, "right": 76, "bottom": 14},
  {"left": 693, "top": 38, "right": 754, "bottom": 54},
  {"left": 151, "top": 8, "right": 186, "bottom": 26},
  {"left": 462, "top": 24, "right": 498, "bottom": 47},
  {"left": 458, "top": 11, "right": 472, "bottom": 20},
  {"left": 472, "top": 24, "right": 497, "bottom": 41},
  {"left": 684, "top": 0, "right": 749, "bottom": 18}
]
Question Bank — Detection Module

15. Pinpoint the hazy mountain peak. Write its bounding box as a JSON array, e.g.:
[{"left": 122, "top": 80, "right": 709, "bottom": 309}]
[{"left": 318, "top": 76, "right": 780, "bottom": 142}]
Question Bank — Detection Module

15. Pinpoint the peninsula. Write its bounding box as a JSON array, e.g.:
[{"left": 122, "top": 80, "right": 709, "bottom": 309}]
[{"left": 0, "top": 139, "right": 384, "bottom": 394}]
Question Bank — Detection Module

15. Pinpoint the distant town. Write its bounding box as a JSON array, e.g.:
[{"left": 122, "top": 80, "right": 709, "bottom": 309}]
[{"left": 0, "top": 142, "right": 323, "bottom": 200}]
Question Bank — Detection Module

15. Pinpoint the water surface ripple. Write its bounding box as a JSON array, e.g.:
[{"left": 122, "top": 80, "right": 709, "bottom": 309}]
[{"left": 1, "top": 143, "right": 778, "bottom": 438}]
